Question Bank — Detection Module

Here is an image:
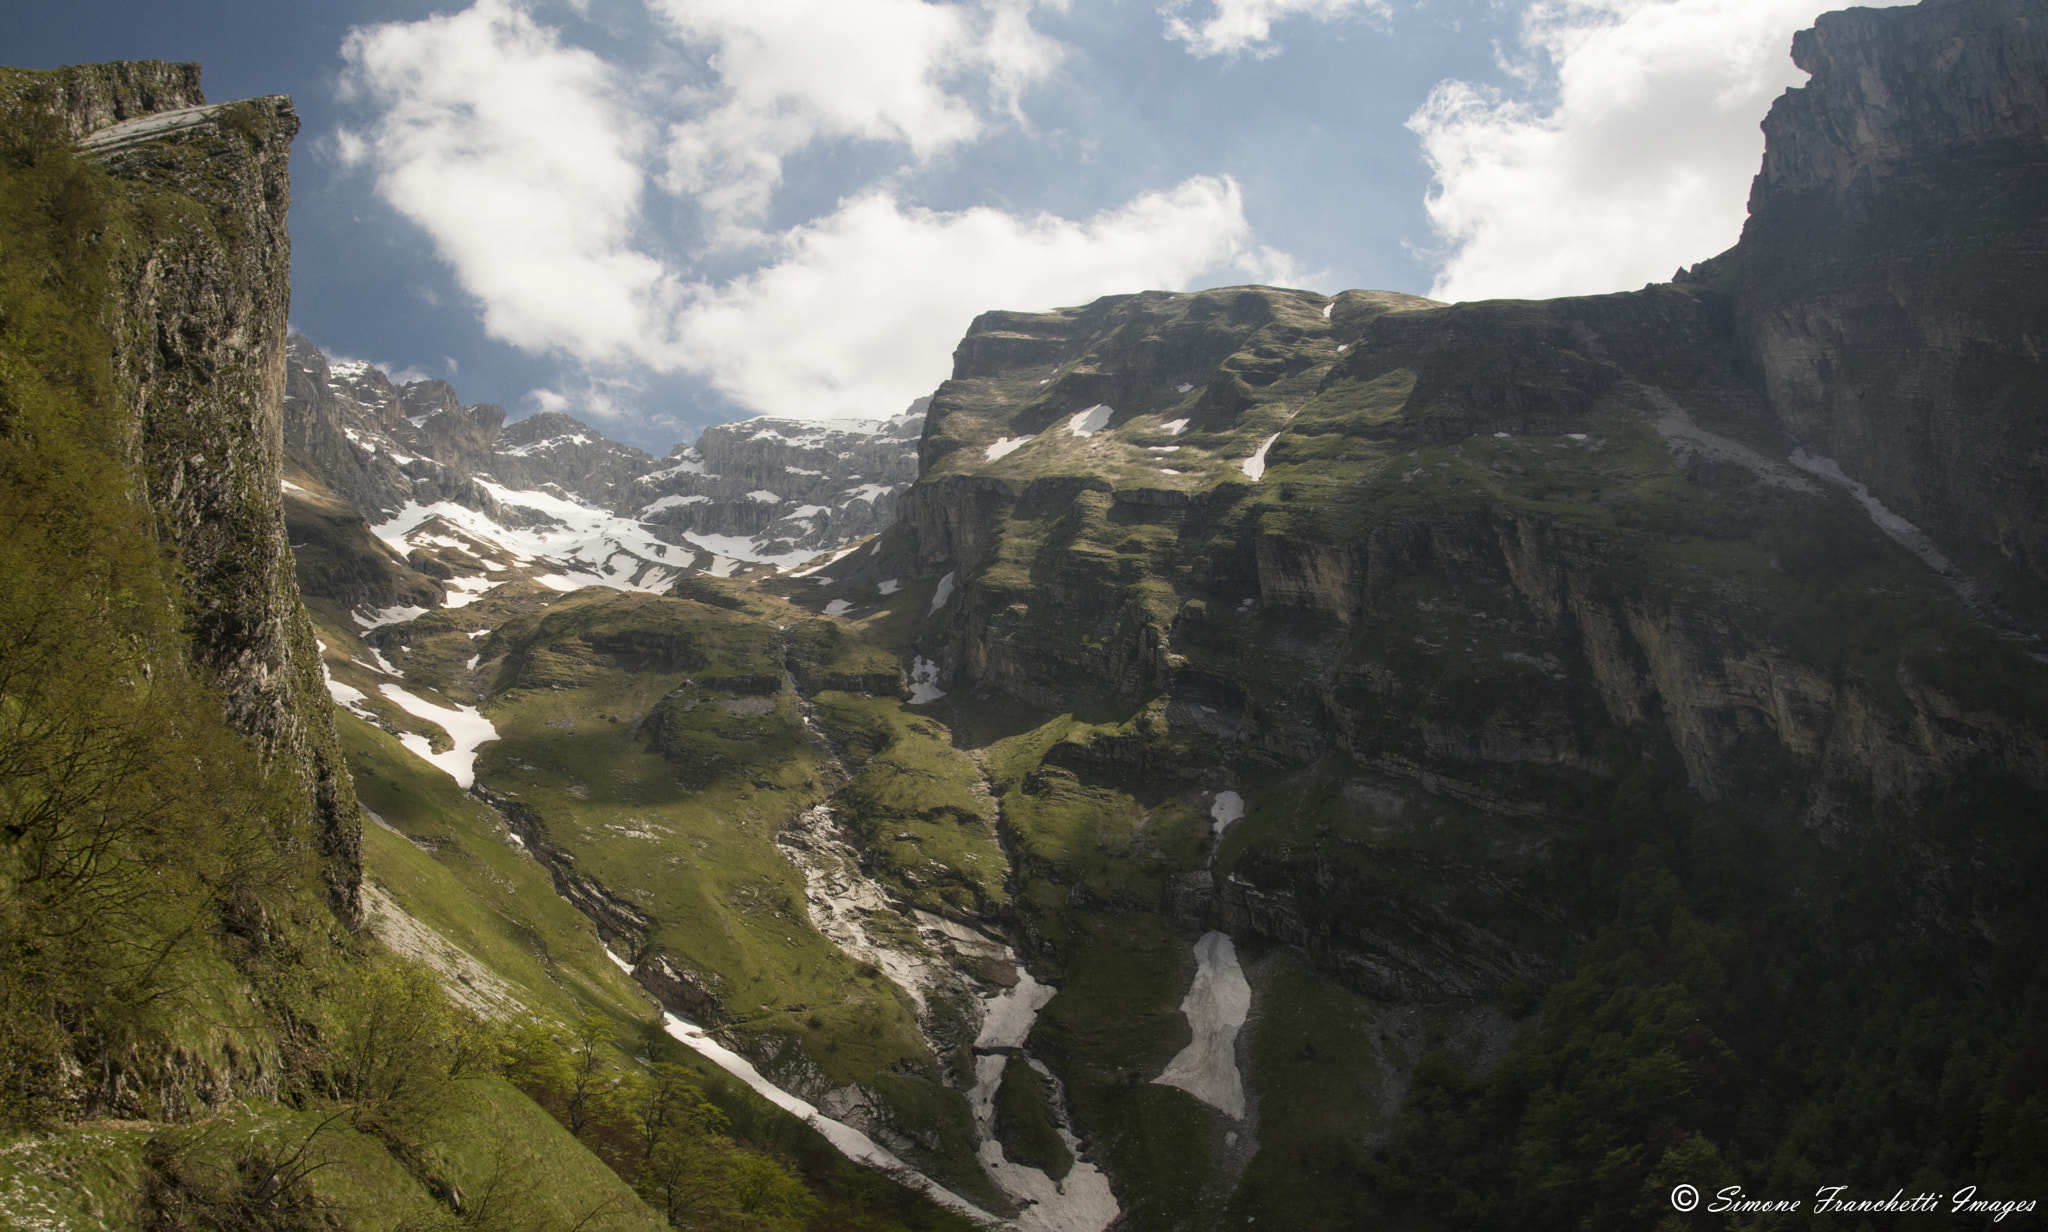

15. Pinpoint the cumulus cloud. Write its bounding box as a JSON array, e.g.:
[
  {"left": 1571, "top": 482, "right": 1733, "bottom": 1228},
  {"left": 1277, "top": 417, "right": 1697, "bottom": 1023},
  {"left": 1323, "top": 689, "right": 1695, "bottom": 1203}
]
[
  {"left": 339, "top": 0, "right": 682, "bottom": 366},
  {"left": 677, "top": 178, "right": 1294, "bottom": 419},
  {"left": 651, "top": 0, "right": 1069, "bottom": 239},
  {"left": 1162, "top": 0, "right": 1387, "bottom": 58},
  {"left": 1411, "top": 0, "right": 1905, "bottom": 303},
  {"left": 339, "top": 0, "right": 1296, "bottom": 423}
]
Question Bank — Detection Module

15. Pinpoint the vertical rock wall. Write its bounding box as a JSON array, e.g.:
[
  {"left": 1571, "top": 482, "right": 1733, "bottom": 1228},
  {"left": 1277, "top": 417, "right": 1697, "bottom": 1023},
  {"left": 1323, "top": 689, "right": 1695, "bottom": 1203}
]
[
  {"left": 63, "top": 68, "right": 363, "bottom": 919},
  {"left": 1735, "top": 0, "right": 2048, "bottom": 613}
]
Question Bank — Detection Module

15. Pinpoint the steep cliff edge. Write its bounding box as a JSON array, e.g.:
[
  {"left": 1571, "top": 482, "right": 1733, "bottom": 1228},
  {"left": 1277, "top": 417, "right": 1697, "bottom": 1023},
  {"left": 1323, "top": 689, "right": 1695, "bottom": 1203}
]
[
  {"left": 1734, "top": 0, "right": 2048, "bottom": 616},
  {"left": 78, "top": 69, "right": 365, "bottom": 916}
]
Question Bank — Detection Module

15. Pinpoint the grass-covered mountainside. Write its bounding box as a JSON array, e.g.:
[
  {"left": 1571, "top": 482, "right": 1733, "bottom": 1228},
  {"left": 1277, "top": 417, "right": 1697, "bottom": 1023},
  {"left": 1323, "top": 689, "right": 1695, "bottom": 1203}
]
[
  {"left": 7, "top": 0, "right": 2048, "bottom": 1228},
  {"left": 0, "top": 63, "right": 976, "bottom": 1232}
]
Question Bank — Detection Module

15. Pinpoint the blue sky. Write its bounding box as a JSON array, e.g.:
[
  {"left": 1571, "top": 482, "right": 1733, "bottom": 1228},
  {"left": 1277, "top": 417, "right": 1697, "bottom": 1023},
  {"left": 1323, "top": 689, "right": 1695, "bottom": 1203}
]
[{"left": 11, "top": 0, "right": 1870, "bottom": 452}]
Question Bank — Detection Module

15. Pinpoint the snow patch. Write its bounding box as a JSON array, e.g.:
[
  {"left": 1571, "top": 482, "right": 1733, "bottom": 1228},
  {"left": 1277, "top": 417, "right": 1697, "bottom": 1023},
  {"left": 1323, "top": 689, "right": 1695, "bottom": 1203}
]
[
  {"left": 636, "top": 457, "right": 707, "bottom": 482},
  {"left": 824, "top": 600, "right": 854, "bottom": 616},
  {"left": 1322, "top": 302, "right": 1334, "bottom": 318},
  {"left": 442, "top": 575, "right": 496, "bottom": 608},
  {"left": 985, "top": 436, "right": 1029, "bottom": 462},
  {"left": 1152, "top": 931, "right": 1251, "bottom": 1119},
  {"left": 1209, "top": 791, "right": 1245, "bottom": 838},
  {"left": 658, "top": 1013, "right": 994, "bottom": 1223},
  {"left": 355, "top": 603, "right": 428, "bottom": 630},
  {"left": 789, "top": 539, "right": 869, "bottom": 577},
  {"left": 377, "top": 684, "right": 499, "bottom": 790},
  {"left": 878, "top": 578, "right": 901, "bottom": 596},
  {"left": 929, "top": 571, "right": 956, "bottom": 614},
  {"left": 639, "top": 493, "right": 711, "bottom": 514},
  {"left": 908, "top": 656, "right": 946, "bottom": 704},
  {"left": 1067, "top": 404, "right": 1112, "bottom": 437},
  {"left": 1241, "top": 433, "right": 1281, "bottom": 481},
  {"left": 1161, "top": 418, "right": 1190, "bottom": 435}
]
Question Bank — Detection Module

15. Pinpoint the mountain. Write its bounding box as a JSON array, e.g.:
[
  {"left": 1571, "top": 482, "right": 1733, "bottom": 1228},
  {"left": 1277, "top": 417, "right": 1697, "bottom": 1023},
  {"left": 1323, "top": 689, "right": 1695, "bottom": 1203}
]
[
  {"left": 303, "top": 0, "right": 2045, "bottom": 1225},
  {"left": 0, "top": 60, "right": 971, "bottom": 1232},
  {"left": 280, "top": 335, "right": 924, "bottom": 625},
  {"left": 6, "top": 0, "right": 2047, "bottom": 1228}
]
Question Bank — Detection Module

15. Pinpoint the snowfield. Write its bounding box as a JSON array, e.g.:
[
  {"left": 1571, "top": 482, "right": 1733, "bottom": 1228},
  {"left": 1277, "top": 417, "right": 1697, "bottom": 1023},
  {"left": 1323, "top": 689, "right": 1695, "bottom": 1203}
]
[{"left": 1153, "top": 931, "right": 1251, "bottom": 1119}]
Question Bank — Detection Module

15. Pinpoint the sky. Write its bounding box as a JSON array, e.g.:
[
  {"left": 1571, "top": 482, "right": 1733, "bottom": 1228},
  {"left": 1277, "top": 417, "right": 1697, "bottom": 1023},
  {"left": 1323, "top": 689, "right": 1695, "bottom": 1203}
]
[{"left": 9, "top": 0, "right": 1888, "bottom": 452}]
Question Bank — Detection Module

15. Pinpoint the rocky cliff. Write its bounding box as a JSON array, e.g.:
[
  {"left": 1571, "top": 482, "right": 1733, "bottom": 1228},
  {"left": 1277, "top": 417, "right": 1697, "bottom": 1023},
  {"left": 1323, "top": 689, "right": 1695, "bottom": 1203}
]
[
  {"left": 1732, "top": 0, "right": 2048, "bottom": 618},
  {"left": 23, "top": 64, "right": 366, "bottom": 916},
  {"left": 631, "top": 410, "right": 923, "bottom": 554},
  {"left": 279, "top": 337, "right": 927, "bottom": 617}
]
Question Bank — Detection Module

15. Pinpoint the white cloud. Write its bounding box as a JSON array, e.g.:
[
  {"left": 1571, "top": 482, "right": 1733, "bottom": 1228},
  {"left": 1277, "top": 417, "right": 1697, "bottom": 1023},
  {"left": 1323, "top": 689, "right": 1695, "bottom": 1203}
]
[
  {"left": 340, "top": 0, "right": 682, "bottom": 366},
  {"left": 1162, "top": 0, "right": 1386, "bottom": 58},
  {"left": 1411, "top": 0, "right": 1904, "bottom": 303},
  {"left": 676, "top": 178, "right": 1291, "bottom": 419},
  {"left": 340, "top": 0, "right": 1303, "bottom": 425},
  {"left": 651, "top": 0, "right": 1068, "bottom": 239}
]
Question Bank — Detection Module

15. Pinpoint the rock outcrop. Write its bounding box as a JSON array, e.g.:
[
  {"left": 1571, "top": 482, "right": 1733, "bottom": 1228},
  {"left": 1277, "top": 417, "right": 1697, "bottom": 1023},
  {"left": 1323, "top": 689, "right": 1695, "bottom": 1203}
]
[
  {"left": 829, "top": 0, "right": 2048, "bottom": 1005},
  {"left": 1733, "top": 0, "right": 2048, "bottom": 616},
  {"left": 45, "top": 67, "right": 365, "bottom": 917}
]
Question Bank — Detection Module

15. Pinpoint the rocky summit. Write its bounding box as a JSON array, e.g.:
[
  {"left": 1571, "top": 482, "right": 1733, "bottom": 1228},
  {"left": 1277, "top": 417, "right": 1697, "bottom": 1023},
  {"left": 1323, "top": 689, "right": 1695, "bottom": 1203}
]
[
  {"left": 3, "top": 1, "right": 2046, "bottom": 1229},
  {"left": 278, "top": 334, "right": 924, "bottom": 627}
]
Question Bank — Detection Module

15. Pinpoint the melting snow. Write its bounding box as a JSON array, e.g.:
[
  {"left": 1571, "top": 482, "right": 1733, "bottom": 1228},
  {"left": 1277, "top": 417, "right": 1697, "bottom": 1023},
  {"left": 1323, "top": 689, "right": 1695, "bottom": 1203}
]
[
  {"left": 929, "top": 571, "right": 956, "bottom": 614},
  {"left": 501, "top": 433, "right": 592, "bottom": 456},
  {"left": 878, "top": 578, "right": 901, "bottom": 596},
  {"left": 356, "top": 603, "right": 429, "bottom": 630},
  {"left": 1067, "top": 405, "right": 1113, "bottom": 437},
  {"left": 658, "top": 1013, "right": 994, "bottom": 1223},
  {"left": 636, "top": 457, "right": 708, "bottom": 482},
  {"left": 640, "top": 493, "right": 711, "bottom": 514},
  {"left": 1152, "top": 931, "right": 1250, "bottom": 1119},
  {"left": 1322, "top": 302, "right": 1334, "bottom": 318},
  {"left": 985, "top": 436, "right": 1029, "bottom": 462},
  {"left": 977, "top": 969, "right": 1055, "bottom": 1050},
  {"left": 677, "top": 530, "right": 815, "bottom": 572},
  {"left": 1241, "top": 433, "right": 1281, "bottom": 481},
  {"left": 841, "top": 483, "right": 893, "bottom": 505},
  {"left": 746, "top": 489, "right": 783, "bottom": 504},
  {"left": 377, "top": 684, "right": 499, "bottom": 790},
  {"left": 788, "top": 539, "right": 870, "bottom": 577},
  {"left": 1209, "top": 791, "right": 1245, "bottom": 838},
  {"left": 442, "top": 575, "right": 495, "bottom": 608},
  {"left": 369, "top": 481, "right": 687, "bottom": 592},
  {"left": 824, "top": 600, "right": 854, "bottom": 616},
  {"left": 908, "top": 656, "right": 946, "bottom": 704},
  {"left": 1161, "top": 418, "right": 1190, "bottom": 435},
  {"left": 964, "top": 972, "right": 1123, "bottom": 1231},
  {"left": 1175, "top": 384, "right": 1193, "bottom": 394}
]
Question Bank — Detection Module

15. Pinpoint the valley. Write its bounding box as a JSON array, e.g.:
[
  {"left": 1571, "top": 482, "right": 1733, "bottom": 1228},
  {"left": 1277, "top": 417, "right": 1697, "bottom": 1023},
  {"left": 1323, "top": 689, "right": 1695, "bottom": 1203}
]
[{"left": 4, "top": 0, "right": 2048, "bottom": 1227}]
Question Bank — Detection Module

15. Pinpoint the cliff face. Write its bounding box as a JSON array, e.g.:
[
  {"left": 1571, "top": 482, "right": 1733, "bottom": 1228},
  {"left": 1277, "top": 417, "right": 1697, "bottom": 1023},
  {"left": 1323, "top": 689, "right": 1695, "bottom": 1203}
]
[
  {"left": 1735, "top": 0, "right": 2048, "bottom": 615},
  {"left": 59, "top": 68, "right": 363, "bottom": 916},
  {"left": 630, "top": 412, "right": 923, "bottom": 552},
  {"left": 839, "top": 0, "right": 2048, "bottom": 1012}
]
